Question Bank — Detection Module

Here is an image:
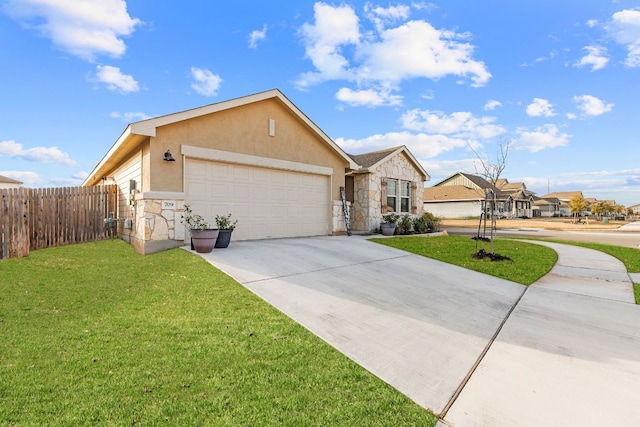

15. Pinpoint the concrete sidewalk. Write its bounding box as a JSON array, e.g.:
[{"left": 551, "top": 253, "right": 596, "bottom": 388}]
[
  {"left": 189, "top": 236, "right": 640, "bottom": 426},
  {"left": 442, "top": 240, "right": 640, "bottom": 427}
]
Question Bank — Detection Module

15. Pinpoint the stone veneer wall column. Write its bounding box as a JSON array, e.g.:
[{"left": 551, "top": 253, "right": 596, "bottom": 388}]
[
  {"left": 134, "top": 192, "right": 185, "bottom": 255},
  {"left": 332, "top": 200, "right": 352, "bottom": 233},
  {"left": 351, "top": 174, "right": 370, "bottom": 232}
]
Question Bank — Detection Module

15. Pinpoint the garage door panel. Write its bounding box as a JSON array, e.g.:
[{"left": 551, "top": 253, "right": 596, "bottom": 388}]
[{"left": 185, "top": 159, "right": 330, "bottom": 241}]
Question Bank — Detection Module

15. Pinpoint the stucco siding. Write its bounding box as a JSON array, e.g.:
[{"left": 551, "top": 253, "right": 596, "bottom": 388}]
[
  {"left": 147, "top": 98, "right": 348, "bottom": 200},
  {"left": 112, "top": 150, "right": 142, "bottom": 221}
]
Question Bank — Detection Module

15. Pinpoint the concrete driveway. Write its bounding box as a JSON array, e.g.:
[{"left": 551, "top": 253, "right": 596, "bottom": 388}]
[
  {"left": 192, "top": 235, "right": 524, "bottom": 414},
  {"left": 189, "top": 235, "right": 640, "bottom": 426}
]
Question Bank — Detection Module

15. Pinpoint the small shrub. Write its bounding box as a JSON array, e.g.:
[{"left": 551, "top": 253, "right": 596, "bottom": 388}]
[
  {"left": 397, "top": 215, "right": 413, "bottom": 235},
  {"left": 215, "top": 213, "right": 238, "bottom": 231},
  {"left": 412, "top": 216, "right": 429, "bottom": 234},
  {"left": 422, "top": 212, "right": 441, "bottom": 232},
  {"left": 382, "top": 213, "right": 400, "bottom": 224}
]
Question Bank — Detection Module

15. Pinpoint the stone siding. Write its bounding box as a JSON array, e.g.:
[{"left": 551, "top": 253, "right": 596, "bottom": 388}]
[
  {"left": 133, "top": 195, "right": 185, "bottom": 254},
  {"left": 352, "top": 152, "right": 425, "bottom": 232}
]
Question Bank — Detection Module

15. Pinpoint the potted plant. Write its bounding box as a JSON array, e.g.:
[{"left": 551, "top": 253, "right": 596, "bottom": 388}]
[
  {"left": 214, "top": 213, "right": 238, "bottom": 248},
  {"left": 380, "top": 213, "right": 399, "bottom": 236},
  {"left": 180, "top": 205, "right": 219, "bottom": 253}
]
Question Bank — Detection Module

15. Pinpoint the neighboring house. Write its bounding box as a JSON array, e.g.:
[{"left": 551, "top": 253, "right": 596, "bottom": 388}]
[
  {"left": 532, "top": 196, "right": 560, "bottom": 217},
  {"left": 84, "top": 89, "right": 428, "bottom": 254},
  {"left": 0, "top": 174, "right": 23, "bottom": 189},
  {"left": 628, "top": 203, "right": 640, "bottom": 216},
  {"left": 423, "top": 172, "right": 534, "bottom": 218},
  {"left": 540, "top": 191, "right": 585, "bottom": 216}
]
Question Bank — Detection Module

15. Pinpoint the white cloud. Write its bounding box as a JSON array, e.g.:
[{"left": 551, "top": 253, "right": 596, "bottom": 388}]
[
  {"left": 4, "top": 0, "right": 141, "bottom": 61},
  {"left": 586, "top": 19, "right": 599, "bottom": 28},
  {"left": 190, "top": 67, "right": 222, "bottom": 96},
  {"left": 484, "top": 100, "right": 502, "bottom": 111},
  {"left": 296, "top": 2, "right": 490, "bottom": 92},
  {"left": 573, "top": 95, "right": 614, "bottom": 116},
  {"left": 336, "top": 131, "right": 468, "bottom": 159},
  {"left": 607, "top": 8, "right": 640, "bottom": 67},
  {"left": 512, "top": 124, "right": 570, "bottom": 152},
  {"left": 110, "top": 111, "right": 152, "bottom": 122},
  {"left": 335, "top": 87, "right": 402, "bottom": 107},
  {"left": 0, "top": 170, "right": 44, "bottom": 186},
  {"left": 401, "top": 109, "right": 506, "bottom": 139},
  {"left": 359, "top": 20, "right": 491, "bottom": 87},
  {"left": 0, "top": 140, "right": 76, "bottom": 166},
  {"left": 297, "top": 2, "right": 360, "bottom": 88},
  {"left": 575, "top": 45, "right": 609, "bottom": 70},
  {"left": 364, "top": 3, "right": 411, "bottom": 32},
  {"left": 249, "top": 24, "right": 267, "bottom": 49},
  {"left": 94, "top": 65, "right": 139, "bottom": 93},
  {"left": 526, "top": 98, "right": 555, "bottom": 117},
  {"left": 534, "top": 50, "right": 558, "bottom": 64},
  {"left": 421, "top": 158, "right": 479, "bottom": 182},
  {"left": 73, "top": 171, "right": 89, "bottom": 180}
]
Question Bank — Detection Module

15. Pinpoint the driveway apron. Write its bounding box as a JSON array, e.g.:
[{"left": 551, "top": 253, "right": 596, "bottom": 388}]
[{"left": 191, "top": 235, "right": 524, "bottom": 414}]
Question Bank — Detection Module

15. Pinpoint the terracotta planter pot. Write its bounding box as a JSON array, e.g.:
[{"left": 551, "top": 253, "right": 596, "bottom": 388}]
[{"left": 190, "top": 229, "right": 219, "bottom": 253}]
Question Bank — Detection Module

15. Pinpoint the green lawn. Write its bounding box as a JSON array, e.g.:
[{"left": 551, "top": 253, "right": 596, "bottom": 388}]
[
  {"left": 372, "top": 235, "right": 558, "bottom": 285},
  {"left": 0, "top": 240, "right": 436, "bottom": 426}
]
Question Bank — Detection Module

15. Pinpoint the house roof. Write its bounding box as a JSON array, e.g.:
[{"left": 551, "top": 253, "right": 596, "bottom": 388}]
[
  {"left": 349, "top": 147, "right": 400, "bottom": 168},
  {"left": 0, "top": 174, "right": 23, "bottom": 185},
  {"left": 541, "top": 191, "right": 583, "bottom": 200},
  {"left": 84, "top": 89, "right": 359, "bottom": 186},
  {"left": 432, "top": 172, "right": 497, "bottom": 192},
  {"left": 348, "top": 146, "right": 430, "bottom": 181},
  {"left": 500, "top": 182, "right": 526, "bottom": 191}
]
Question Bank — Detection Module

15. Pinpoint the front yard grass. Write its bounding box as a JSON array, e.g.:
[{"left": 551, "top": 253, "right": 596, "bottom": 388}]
[
  {"left": 371, "top": 235, "right": 557, "bottom": 285},
  {"left": 0, "top": 240, "right": 436, "bottom": 426}
]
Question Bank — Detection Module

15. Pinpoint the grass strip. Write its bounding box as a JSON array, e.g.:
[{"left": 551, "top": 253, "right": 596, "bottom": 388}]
[
  {"left": 0, "top": 240, "right": 436, "bottom": 426},
  {"left": 371, "top": 235, "right": 557, "bottom": 285}
]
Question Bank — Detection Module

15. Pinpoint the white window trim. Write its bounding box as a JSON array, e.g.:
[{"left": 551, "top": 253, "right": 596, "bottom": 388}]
[{"left": 386, "top": 178, "right": 412, "bottom": 214}]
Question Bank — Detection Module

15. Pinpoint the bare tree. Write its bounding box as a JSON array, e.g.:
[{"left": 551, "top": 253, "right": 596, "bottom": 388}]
[{"left": 470, "top": 139, "right": 511, "bottom": 254}]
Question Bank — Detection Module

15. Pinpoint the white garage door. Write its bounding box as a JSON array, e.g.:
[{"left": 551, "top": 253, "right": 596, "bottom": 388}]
[{"left": 185, "top": 158, "right": 330, "bottom": 241}]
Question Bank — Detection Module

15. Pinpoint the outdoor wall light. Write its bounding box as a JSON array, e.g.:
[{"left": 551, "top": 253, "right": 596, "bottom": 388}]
[{"left": 163, "top": 150, "right": 176, "bottom": 161}]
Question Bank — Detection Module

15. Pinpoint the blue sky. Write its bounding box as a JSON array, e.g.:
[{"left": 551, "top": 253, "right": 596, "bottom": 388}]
[{"left": 1, "top": 1, "right": 639, "bottom": 206}]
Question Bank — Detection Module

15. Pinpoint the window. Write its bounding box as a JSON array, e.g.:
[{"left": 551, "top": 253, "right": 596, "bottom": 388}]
[
  {"left": 385, "top": 179, "right": 411, "bottom": 213},
  {"left": 386, "top": 180, "right": 397, "bottom": 212},
  {"left": 400, "top": 181, "right": 410, "bottom": 213}
]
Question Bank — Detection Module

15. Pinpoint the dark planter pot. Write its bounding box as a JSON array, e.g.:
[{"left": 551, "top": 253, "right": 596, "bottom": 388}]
[
  {"left": 214, "top": 229, "right": 233, "bottom": 248},
  {"left": 190, "top": 229, "right": 219, "bottom": 253},
  {"left": 380, "top": 223, "right": 396, "bottom": 236}
]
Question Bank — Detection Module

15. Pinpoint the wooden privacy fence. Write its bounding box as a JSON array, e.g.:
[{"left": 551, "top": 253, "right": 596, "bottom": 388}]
[{"left": 0, "top": 185, "right": 118, "bottom": 259}]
